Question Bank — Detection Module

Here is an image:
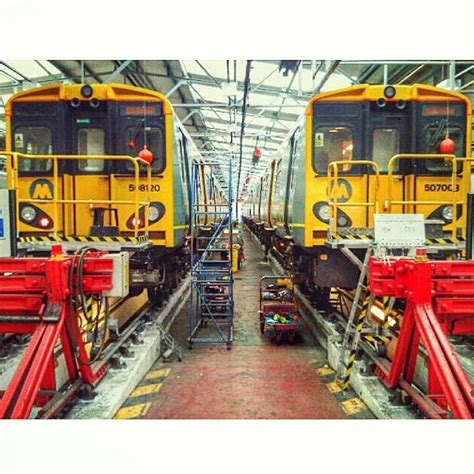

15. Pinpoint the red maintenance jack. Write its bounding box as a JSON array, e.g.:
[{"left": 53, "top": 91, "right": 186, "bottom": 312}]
[
  {"left": 369, "top": 252, "right": 474, "bottom": 419},
  {"left": 0, "top": 244, "right": 114, "bottom": 419}
]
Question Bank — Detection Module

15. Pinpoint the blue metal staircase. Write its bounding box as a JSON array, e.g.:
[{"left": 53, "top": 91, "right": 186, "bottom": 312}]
[{"left": 188, "top": 161, "right": 234, "bottom": 349}]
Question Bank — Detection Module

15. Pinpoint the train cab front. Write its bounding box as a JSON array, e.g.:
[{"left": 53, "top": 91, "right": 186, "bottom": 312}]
[
  {"left": 2, "top": 83, "right": 181, "bottom": 256},
  {"left": 307, "top": 84, "right": 471, "bottom": 254}
]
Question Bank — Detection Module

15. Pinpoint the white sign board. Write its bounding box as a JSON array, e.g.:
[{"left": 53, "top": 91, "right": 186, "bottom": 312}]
[{"left": 374, "top": 214, "right": 425, "bottom": 248}]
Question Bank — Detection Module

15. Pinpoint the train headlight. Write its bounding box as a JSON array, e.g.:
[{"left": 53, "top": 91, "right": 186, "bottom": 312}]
[
  {"left": 318, "top": 203, "right": 330, "bottom": 222},
  {"left": 384, "top": 86, "right": 396, "bottom": 98},
  {"left": 396, "top": 99, "right": 407, "bottom": 110},
  {"left": 313, "top": 201, "right": 331, "bottom": 223},
  {"left": 21, "top": 206, "right": 37, "bottom": 222},
  {"left": 338, "top": 216, "right": 348, "bottom": 227},
  {"left": 81, "top": 84, "right": 93, "bottom": 98},
  {"left": 442, "top": 205, "right": 453, "bottom": 221},
  {"left": 149, "top": 205, "right": 160, "bottom": 221}
]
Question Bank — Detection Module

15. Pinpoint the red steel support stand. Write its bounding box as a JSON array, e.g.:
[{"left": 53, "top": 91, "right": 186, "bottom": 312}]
[
  {"left": 0, "top": 245, "right": 113, "bottom": 419},
  {"left": 369, "top": 256, "right": 474, "bottom": 419}
]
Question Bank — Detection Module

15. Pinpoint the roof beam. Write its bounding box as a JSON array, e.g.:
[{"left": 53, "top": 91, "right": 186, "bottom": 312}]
[{"left": 105, "top": 60, "right": 133, "bottom": 83}]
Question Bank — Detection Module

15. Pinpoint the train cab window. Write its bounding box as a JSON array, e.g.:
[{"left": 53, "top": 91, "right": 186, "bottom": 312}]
[
  {"left": 425, "top": 125, "right": 463, "bottom": 172},
  {"left": 15, "top": 126, "right": 52, "bottom": 172},
  {"left": 126, "top": 127, "right": 164, "bottom": 174},
  {"left": 372, "top": 128, "right": 400, "bottom": 172},
  {"left": 314, "top": 126, "right": 353, "bottom": 173},
  {"left": 78, "top": 128, "right": 105, "bottom": 172}
]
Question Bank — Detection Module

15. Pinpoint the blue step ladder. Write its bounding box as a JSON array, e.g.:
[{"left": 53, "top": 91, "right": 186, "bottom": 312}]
[{"left": 188, "top": 161, "right": 234, "bottom": 350}]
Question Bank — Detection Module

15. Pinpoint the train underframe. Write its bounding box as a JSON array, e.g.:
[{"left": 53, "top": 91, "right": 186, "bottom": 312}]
[
  {"left": 19, "top": 239, "right": 190, "bottom": 313},
  {"left": 132, "top": 244, "right": 190, "bottom": 308}
]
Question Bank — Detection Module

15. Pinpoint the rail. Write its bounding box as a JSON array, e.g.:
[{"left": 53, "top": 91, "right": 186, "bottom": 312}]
[
  {"left": 327, "top": 160, "right": 380, "bottom": 237},
  {"left": 386, "top": 153, "right": 465, "bottom": 240},
  {"left": 1, "top": 151, "right": 152, "bottom": 238}
]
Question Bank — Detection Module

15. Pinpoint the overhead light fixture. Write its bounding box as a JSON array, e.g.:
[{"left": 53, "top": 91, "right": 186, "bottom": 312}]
[{"left": 279, "top": 60, "right": 300, "bottom": 77}]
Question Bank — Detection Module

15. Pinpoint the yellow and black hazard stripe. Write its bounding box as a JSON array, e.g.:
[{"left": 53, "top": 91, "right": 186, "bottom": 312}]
[
  {"left": 376, "top": 295, "right": 396, "bottom": 330},
  {"left": 363, "top": 334, "right": 391, "bottom": 351},
  {"left": 425, "top": 236, "right": 465, "bottom": 245},
  {"left": 334, "top": 234, "right": 373, "bottom": 241},
  {"left": 19, "top": 235, "right": 146, "bottom": 244},
  {"left": 313, "top": 359, "right": 375, "bottom": 419},
  {"left": 114, "top": 366, "right": 171, "bottom": 420},
  {"left": 341, "top": 295, "right": 372, "bottom": 390}
]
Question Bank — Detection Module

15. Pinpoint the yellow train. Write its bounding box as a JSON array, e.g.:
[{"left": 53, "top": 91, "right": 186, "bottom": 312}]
[
  {"left": 2, "top": 82, "right": 224, "bottom": 306},
  {"left": 244, "top": 83, "right": 472, "bottom": 296}
]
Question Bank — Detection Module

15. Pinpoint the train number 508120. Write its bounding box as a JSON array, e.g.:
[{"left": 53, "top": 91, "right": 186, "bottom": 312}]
[{"left": 128, "top": 184, "right": 161, "bottom": 192}]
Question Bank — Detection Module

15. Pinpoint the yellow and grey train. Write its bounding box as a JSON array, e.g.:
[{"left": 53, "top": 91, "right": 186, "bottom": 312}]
[
  {"left": 2, "top": 82, "right": 224, "bottom": 306},
  {"left": 244, "top": 83, "right": 472, "bottom": 295}
]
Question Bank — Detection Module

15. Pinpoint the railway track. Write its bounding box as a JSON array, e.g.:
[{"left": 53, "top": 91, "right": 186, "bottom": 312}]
[
  {"left": 62, "top": 276, "right": 190, "bottom": 419},
  {"left": 0, "top": 275, "right": 190, "bottom": 419}
]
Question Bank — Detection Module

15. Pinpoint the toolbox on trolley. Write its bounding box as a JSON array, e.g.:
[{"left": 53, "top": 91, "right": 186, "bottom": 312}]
[{"left": 258, "top": 276, "right": 298, "bottom": 344}]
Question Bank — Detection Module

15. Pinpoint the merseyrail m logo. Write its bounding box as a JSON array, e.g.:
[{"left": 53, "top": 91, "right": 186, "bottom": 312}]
[
  {"left": 29, "top": 179, "right": 54, "bottom": 200},
  {"left": 327, "top": 178, "right": 352, "bottom": 203}
]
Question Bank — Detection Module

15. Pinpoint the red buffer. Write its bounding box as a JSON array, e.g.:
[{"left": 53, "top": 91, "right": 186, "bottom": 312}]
[
  {"left": 369, "top": 257, "right": 474, "bottom": 419},
  {"left": 0, "top": 246, "right": 113, "bottom": 419}
]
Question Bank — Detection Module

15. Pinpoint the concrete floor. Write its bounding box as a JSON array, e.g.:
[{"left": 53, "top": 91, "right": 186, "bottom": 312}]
[{"left": 120, "top": 229, "right": 372, "bottom": 419}]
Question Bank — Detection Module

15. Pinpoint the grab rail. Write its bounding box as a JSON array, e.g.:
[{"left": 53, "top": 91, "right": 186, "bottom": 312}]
[
  {"left": 327, "top": 160, "right": 380, "bottom": 237},
  {"left": 386, "top": 154, "right": 459, "bottom": 239},
  {"left": 1, "top": 151, "right": 152, "bottom": 238}
]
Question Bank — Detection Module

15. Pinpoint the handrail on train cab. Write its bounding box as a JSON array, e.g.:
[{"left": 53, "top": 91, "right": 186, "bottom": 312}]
[
  {"left": 386, "top": 153, "right": 458, "bottom": 240},
  {"left": 327, "top": 160, "right": 380, "bottom": 238},
  {"left": 1, "top": 151, "right": 152, "bottom": 239}
]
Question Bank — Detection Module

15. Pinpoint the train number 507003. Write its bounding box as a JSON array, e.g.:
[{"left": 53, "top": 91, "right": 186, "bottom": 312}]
[{"left": 424, "top": 184, "right": 459, "bottom": 192}]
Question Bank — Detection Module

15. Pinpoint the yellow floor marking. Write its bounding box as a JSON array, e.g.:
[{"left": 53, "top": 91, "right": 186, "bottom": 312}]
[
  {"left": 317, "top": 366, "right": 335, "bottom": 377},
  {"left": 130, "top": 383, "right": 162, "bottom": 398},
  {"left": 114, "top": 402, "right": 151, "bottom": 419},
  {"left": 326, "top": 381, "right": 343, "bottom": 394},
  {"left": 145, "top": 368, "right": 171, "bottom": 379},
  {"left": 341, "top": 397, "right": 368, "bottom": 416}
]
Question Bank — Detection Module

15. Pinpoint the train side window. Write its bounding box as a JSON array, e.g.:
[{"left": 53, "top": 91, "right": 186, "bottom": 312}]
[
  {"left": 425, "top": 125, "right": 463, "bottom": 172},
  {"left": 15, "top": 126, "right": 52, "bottom": 172},
  {"left": 314, "top": 126, "right": 353, "bottom": 173},
  {"left": 78, "top": 128, "right": 105, "bottom": 172},
  {"left": 372, "top": 128, "right": 400, "bottom": 172},
  {"left": 126, "top": 127, "right": 164, "bottom": 174}
]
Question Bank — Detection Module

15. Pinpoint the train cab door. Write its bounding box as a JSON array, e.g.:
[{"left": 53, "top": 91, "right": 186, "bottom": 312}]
[
  {"left": 68, "top": 117, "right": 110, "bottom": 236},
  {"left": 367, "top": 115, "right": 409, "bottom": 224}
]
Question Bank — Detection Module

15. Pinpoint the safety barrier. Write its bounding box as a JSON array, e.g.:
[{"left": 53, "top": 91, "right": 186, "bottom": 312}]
[{"left": 369, "top": 255, "right": 474, "bottom": 419}]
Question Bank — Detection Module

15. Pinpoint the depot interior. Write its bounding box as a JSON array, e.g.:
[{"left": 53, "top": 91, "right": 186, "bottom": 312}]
[{"left": 0, "top": 60, "right": 473, "bottom": 422}]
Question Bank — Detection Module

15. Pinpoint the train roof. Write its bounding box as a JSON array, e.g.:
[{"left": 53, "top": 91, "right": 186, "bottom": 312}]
[
  {"left": 305, "top": 83, "right": 472, "bottom": 115},
  {"left": 5, "top": 83, "right": 173, "bottom": 115}
]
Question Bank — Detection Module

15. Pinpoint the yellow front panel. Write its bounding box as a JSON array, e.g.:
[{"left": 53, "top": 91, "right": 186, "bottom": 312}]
[
  {"left": 73, "top": 175, "right": 110, "bottom": 235},
  {"left": 413, "top": 175, "right": 462, "bottom": 234},
  {"left": 17, "top": 176, "right": 64, "bottom": 233},
  {"left": 306, "top": 175, "right": 368, "bottom": 245},
  {"left": 111, "top": 174, "right": 172, "bottom": 246},
  {"left": 367, "top": 175, "right": 404, "bottom": 226}
]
